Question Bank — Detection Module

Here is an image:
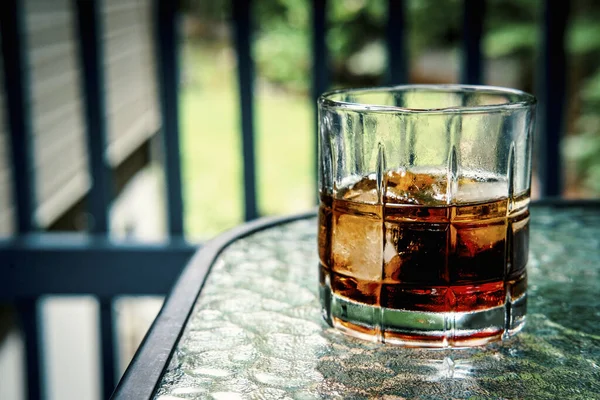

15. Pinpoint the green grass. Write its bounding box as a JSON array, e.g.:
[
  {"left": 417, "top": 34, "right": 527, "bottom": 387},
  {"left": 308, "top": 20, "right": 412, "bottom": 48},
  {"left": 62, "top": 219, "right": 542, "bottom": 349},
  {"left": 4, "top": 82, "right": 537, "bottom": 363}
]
[{"left": 180, "top": 43, "right": 314, "bottom": 239}]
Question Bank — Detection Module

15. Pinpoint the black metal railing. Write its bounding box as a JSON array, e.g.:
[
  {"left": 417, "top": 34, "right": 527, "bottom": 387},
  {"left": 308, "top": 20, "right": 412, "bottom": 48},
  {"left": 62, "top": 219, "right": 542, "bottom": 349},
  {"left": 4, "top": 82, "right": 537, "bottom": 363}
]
[
  {"left": 386, "top": 0, "right": 408, "bottom": 85},
  {"left": 233, "top": 0, "right": 259, "bottom": 221},
  {"left": 0, "top": 1, "right": 195, "bottom": 398},
  {"left": 0, "top": 0, "right": 569, "bottom": 399}
]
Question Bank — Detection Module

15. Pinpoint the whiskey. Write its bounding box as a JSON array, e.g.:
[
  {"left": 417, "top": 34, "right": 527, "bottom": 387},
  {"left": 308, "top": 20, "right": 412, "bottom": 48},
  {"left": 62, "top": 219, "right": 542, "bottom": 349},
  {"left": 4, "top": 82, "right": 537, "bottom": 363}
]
[{"left": 318, "top": 170, "right": 529, "bottom": 346}]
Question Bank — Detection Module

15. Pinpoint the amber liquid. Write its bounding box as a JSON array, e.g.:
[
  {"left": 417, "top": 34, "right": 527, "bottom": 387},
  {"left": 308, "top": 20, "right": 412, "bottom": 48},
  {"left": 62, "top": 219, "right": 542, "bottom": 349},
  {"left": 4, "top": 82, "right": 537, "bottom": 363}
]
[{"left": 319, "top": 170, "right": 529, "bottom": 315}]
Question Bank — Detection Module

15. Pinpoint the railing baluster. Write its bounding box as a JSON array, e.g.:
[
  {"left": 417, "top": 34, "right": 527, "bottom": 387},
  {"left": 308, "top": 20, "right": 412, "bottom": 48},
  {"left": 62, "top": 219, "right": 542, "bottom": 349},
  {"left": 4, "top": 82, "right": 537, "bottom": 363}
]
[
  {"left": 311, "top": 0, "right": 329, "bottom": 191},
  {"left": 311, "top": 0, "right": 328, "bottom": 101},
  {"left": 17, "top": 299, "right": 44, "bottom": 400},
  {"left": 73, "top": 0, "right": 111, "bottom": 234},
  {"left": 386, "top": 0, "right": 408, "bottom": 85},
  {"left": 538, "top": 0, "right": 569, "bottom": 197},
  {"left": 1, "top": 1, "right": 42, "bottom": 398},
  {"left": 155, "top": 0, "right": 185, "bottom": 234},
  {"left": 0, "top": 0, "right": 35, "bottom": 234},
  {"left": 73, "top": 1, "right": 117, "bottom": 397},
  {"left": 232, "top": 0, "right": 258, "bottom": 221},
  {"left": 99, "top": 299, "right": 117, "bottom": 398},
  {"left": 461, "top": 0, "right": 485, "bottom": 85}
]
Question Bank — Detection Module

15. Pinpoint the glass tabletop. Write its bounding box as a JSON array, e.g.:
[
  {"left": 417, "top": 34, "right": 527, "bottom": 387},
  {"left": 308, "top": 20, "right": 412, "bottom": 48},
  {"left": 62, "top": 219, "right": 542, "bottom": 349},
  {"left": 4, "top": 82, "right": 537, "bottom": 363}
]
[{"left": 153, "top": 205, "right": 600, "bottom": 399}]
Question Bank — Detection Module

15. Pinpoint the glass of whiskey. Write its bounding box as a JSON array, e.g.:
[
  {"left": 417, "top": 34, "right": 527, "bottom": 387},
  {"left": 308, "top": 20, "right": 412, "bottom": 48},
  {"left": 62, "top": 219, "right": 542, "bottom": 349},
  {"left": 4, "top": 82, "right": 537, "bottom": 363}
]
[{"left": 318, "top": 85, "right": 536, "bottom": 347}]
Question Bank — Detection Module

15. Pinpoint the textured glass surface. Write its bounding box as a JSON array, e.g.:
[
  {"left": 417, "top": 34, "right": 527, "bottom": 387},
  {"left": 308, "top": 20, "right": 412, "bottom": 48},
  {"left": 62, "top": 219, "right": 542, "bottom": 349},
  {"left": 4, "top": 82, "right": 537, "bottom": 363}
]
[{"left": 154, "top": 206, "right": 600, "bottom": 399}]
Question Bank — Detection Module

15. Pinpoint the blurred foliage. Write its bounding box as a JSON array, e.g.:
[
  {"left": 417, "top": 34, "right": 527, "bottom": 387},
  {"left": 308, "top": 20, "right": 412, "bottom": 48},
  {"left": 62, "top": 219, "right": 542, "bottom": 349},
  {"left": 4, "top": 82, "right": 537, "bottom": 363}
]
[
  {"left": 182, "top": 0, "right": 600, "bottom": 195},
  {"left": 483, "top": 24, "right": 537, "bottom": 57},
  {"left": 565, "top": 68, "right": 600, "bottom": 194},
  {"left": 183, "top": 0, "right": 541, "bottom": 88},
  {"left": 568, "top": 19, "right": 600, "bottom": 54},
  {"left": 563, "top": 7, "right": 600, "bottom": 195},
  {"left": 254, "top": 0, "right": 311, "bottom": 92}
]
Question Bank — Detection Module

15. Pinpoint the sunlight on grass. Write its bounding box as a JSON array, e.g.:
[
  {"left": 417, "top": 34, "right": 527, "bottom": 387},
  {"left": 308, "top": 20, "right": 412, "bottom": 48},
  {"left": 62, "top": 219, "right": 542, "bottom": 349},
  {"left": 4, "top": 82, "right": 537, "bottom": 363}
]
[
  {"left": 256, "top": 88, "right": 314, "bottom": 217},
  {"left": 180, "top": 43, "right": 242, "bottom": 239},
  {"left": 180, "top": 42, "right": 315, "bottom": 240}
]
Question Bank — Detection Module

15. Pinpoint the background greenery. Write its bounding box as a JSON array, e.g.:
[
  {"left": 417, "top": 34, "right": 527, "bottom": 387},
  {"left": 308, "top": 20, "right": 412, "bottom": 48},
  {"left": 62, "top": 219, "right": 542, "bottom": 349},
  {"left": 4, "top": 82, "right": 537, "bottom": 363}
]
[{"left": 180, "top": 0, "right": 600, "bottom": 238}]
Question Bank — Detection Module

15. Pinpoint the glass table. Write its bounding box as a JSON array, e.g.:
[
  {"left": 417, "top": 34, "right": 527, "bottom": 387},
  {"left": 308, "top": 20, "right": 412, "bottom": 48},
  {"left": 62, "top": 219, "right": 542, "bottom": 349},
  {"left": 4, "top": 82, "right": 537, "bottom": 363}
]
[{"left": 112, "top": 203, "right": 600, "bottom": 399}]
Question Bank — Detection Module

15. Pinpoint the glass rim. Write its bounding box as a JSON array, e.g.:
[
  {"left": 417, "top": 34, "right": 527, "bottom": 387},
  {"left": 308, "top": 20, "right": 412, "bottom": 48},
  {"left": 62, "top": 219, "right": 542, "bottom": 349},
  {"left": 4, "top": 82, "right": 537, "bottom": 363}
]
[{"left": 318, "top": 84, "right": 536, "bottom": 114}]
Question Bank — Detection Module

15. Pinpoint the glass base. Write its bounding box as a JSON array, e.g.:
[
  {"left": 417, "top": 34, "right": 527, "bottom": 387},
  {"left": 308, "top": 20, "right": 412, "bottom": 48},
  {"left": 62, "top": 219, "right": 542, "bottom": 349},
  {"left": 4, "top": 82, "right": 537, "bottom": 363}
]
[{"left": 320, "top": 283, "right": 526, "bottom": 348}]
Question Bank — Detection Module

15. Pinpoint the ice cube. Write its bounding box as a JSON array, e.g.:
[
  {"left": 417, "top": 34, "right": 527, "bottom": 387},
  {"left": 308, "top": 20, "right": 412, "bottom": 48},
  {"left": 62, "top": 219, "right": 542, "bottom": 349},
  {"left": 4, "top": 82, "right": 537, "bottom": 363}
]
[
  {"left": 339, "top": 175, "right": 378, "bottom": 203},
  {"left": 455, "top": 222, "right": 506, "bottom": 256},
  {"left": 383, "top": 222, "right": 448, "bottom": 284},
  {"left": 331, "top": 213, "right": 382, "bottom": 281},
  {"left": 385, "top": 170, "right": 448, "bottom": 204},
  {"left": 452, "top": 222, "right": 506, "bottom": 282}
]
